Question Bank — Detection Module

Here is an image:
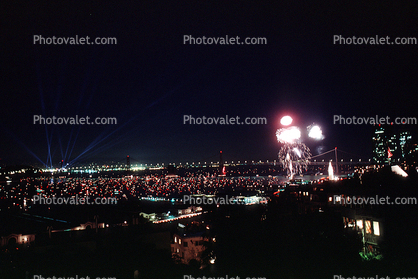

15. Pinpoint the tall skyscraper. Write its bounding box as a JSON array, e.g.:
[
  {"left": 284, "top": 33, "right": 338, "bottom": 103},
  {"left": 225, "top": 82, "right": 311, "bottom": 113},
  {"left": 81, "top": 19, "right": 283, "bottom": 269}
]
[
  {"left": 373, "top": 126, "right": 416, "bottom": 164},
  {"left": 372, "top": 126, "right": 391, "bottom": 163},
  {"left": 399, "top": 131, "right": 412, "bottom": 159}
]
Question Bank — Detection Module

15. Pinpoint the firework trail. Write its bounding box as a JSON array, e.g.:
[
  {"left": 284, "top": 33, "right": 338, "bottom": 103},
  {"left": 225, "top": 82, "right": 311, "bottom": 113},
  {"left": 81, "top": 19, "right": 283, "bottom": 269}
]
[{"left": 278, "top": 143, "right": 311, "bottom": 177}]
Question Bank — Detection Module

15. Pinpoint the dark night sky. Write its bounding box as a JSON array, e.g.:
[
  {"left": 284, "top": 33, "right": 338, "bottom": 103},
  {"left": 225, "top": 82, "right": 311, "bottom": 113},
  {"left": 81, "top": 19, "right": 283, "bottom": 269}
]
[{"left": 1, "top": 1, "right": 418, "bottom": 167}]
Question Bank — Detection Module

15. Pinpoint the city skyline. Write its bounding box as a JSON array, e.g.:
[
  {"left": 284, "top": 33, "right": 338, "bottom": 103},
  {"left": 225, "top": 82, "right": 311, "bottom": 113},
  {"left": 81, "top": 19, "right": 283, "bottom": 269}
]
[{"left": 2, "top": 2, "right": 418, "bottom": 278}]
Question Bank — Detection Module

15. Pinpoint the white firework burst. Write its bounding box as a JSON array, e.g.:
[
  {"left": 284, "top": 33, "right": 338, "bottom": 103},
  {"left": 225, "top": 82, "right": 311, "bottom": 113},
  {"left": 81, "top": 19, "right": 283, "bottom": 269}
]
[{"left": 276, "top": 126, "right": 301, "bottom": 144}]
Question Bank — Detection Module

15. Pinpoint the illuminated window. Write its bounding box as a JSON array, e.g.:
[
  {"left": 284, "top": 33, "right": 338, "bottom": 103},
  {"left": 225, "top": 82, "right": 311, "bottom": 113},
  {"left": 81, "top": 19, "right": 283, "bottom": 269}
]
[
  {"left": 373, "top": 221, "right": 380, "bottom": 236},
  {"left": 328, "top": 197, "right": 332, "bottom": 202},
  {"left": 179, "top": 238, "right": 182, "bottom": 245},
  {"left": 356, "top": 220, "right": 363, "bottom": 230},
  {"left": 174, "top": 237, "right": 177, "bottom": 243},
  {"left": 365, "top": 220, "right": 372, "bottom": 234}
]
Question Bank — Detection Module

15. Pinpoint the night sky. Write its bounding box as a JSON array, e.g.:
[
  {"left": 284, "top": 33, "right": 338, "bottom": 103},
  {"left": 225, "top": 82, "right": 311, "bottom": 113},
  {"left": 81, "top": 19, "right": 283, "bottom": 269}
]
[{"left": 2, "top": 1, "right": 418, "bottom": 167}]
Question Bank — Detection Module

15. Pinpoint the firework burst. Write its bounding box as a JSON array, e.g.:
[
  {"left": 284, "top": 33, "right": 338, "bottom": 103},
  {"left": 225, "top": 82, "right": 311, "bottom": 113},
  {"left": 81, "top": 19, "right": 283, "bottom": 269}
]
[
  {"left": 275, "top": 126, "right": 301, "bottom": 144},
  {"left": 278, "top": 143, "right": 311, "bottom": 176},
  {"left": 276, "top": 116, "right": 323, "bottom": 178}
]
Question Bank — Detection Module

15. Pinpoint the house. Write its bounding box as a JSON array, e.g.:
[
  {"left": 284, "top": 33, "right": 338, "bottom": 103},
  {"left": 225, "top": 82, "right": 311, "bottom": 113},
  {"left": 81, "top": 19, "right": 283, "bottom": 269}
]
[
  {"left": 0, "top": 233, "right": 35, "bottom": 247},
  {"left": 171, "top": 231, "right": 208, "bottom": 265},
  {"left": 140, "top": 212, "right": 157, "bottom": 221}
]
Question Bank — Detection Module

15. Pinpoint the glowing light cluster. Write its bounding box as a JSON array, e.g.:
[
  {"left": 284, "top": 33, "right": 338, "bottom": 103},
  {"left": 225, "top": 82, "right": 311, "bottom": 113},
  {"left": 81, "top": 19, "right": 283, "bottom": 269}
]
[
  {"left": 280, "top": 115, "right": 293, "bottom": 126},
  {"left": 308, "top": 125, "right": 324, "bottom": 140},
  {"left": 276, "top": 117, "right": 324, "bottom": 178},
  {"left": 276, "top": 126, "right": 301, "bottom": 144}
]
